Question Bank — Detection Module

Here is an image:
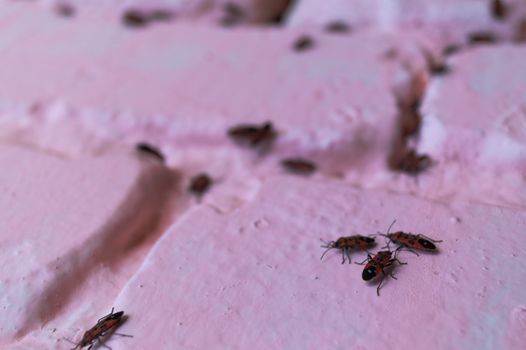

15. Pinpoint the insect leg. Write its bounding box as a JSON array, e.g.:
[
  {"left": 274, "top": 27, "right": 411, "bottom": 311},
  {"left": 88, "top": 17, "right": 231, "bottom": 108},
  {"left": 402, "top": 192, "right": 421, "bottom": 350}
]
[
  {"left": 417, "top": 234, "right": 443, "bottom": 243},
  {"left": 96, "top": 337, "right": 113, "bottom": 350},
  {"left": 407, "top": 248, "right": 419, "bottom": 256},
  {"left": 377, "top": 271, "right": 388, "bottom": 296},
  {"left": 354, "top": 254, "right": 371, "bottom": 266},
  {"left": 112, "top": 332, "right": 134, "bottom": 338},
  {"left": 398, "top": 246, "right": 419, "bottom": 256},
  {"left": 345, "top": 249, "right": 353, "bottom": 264},
  {"left": 393, "top": 248, "right": 408, "bottom": 264},
  {"left": 394, "top": 258, "right": 407, "bottom": 265},
  {"left": 63, "top": 337, "right": 80, "bottom": 349},
  {"left": 341, "top": 249, "right": 346, "bottom": 264}
]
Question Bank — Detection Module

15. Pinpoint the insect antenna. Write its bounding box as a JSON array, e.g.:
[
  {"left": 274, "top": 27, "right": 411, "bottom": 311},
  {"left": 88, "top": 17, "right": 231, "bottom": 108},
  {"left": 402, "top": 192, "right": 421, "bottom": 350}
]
[
  {"left": 62, "top": 337, "right": 79, "bottom": 349},
  {"left": 377, "top": 220, "right": 396, "bottom": 237},
  {"left": 98, "top": 307, "right": 115, "bottom": 323},
  {"left": 319, "top": 239, "right": 335, "bottom": 261},
  {"left": 385, "top": 219, "right": 396, "bottom": 234},
  {"left": 319, "top": 238, "right": 331, "bottom": 247},
  {"left": 377, "top": 219, "right": 397, "bottom": 247},
  {"left": 320, "top": 246, "right": 334, "bottom": 261}
]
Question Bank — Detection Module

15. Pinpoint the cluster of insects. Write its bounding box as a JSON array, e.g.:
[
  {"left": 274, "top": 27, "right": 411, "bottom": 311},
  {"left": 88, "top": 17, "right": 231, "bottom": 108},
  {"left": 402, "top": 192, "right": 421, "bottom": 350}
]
[
  {"left": 122, "top": 8, "right": 174, "bottom": 28},
  {"left": 388, "top": 91, "right": 433, "bottom": 176},
  {"left": 135, "top": 121, "right": 319, "bottom": 201},
  {"left": 320, "top": 220, "right": 442, "bottom": 296},
  {"left": 227, "top": 121, "right": 318, "bottom": 174},
  {"left": 65, "top": 308, "right": 132, "bottom": 350}
]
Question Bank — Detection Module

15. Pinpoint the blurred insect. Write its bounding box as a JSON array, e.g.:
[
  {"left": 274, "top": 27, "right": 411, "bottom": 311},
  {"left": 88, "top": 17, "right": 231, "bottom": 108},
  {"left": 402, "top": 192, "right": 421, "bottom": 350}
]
[
  {"left": 397, "top": 97, "right": 422, "bottom": 137},
  {"left": 468, "top": 31, "right": 497, "bottom": 45},
  {"left": 188, "top": 173, "right": 213, "bottom": 197},
  {"left": 221, "top": 2, "right": 244, "bottom": 26},
  {"left": 423, "top": 51, "right": 450, "bottom": 76},
  {"left": 429, "top": 62, "right": 449, "bottom": 75},
  {"left": 491, "top": 0, "right": 508, "bottom": 20},
  {"left": 356, "top": 248, "right": 406, "bottom": 296},
  {"left": 281, "top": 158, "right": 317, "bottom": 175},
  {"left": 55, "top": 3, "right": 75, "bottom": 17},
  {"left": 122, "top": 9, "right": 149, "bottom": 28},
  {"left": 67, "top": 308, "right": 132, "bottom": 350},
  {"left": 325, "top": 21, "right": 351, "bottom": 33},
  {"left": 227, "top": 121, "right": 277, "bottom": 148},
  {"left": 293, "top": 35, "right": 315, "bottom": 51},
  {"left": 443, "top": 44, "right": 460, "bottom": 56},
  {"left": 136, "top": 142, "right": 165, "bottom": 162},
  {"left": 378, "top": 220, "right": 443, "bottom": 255},
  {"left": 320, "top": 235, "right": 376, "bottom": 264},
  {"left": 398, "top": 149, "right": 432, "bottom": 175}
]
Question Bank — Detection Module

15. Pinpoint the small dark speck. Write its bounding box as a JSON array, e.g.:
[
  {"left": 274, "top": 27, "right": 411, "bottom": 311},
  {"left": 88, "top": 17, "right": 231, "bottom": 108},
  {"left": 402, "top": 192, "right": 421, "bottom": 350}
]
[
  {"left": 325, "top": 21, "right": 351, "bottom": 33},
  {"left": 136, "top": 142, "right": 165, "bottom": 162},
  {"left": 281, "top": 158, "right": 317, "bottom": 175},
  {"left": 491, "top": 0, "right": 508, "bottom": 20},
  {"left": 382, "top": 48, "right": 398, "bottom": 60},
  {"left": 149, "top": 9, "right": 174, "bottom": 22},
  {"left": 55, "top": 3, "right": 75, "bottom": 17},
  {"left": 189, "top": 173, "right": 212, "bottom": 196},
  {"left": 468, "top": 32, "right": 497, "bottom": 45},
  {"left": 429, "top": 62, "right": 450, "bottom": 76},
  {"left": 122, "top": 9, "right": 149, "bottom": 28},
  {"left": 515, "top": 18, "right": 526, "bottom": 43},
  {"left": 443, "top": 45, "right": 461, "bottom": 56},
  {"left": 293, "top": 35, "right": 315, "bottom": 52},
  {"left": 269, "top": 11, "right": 286, "bottom": 25},
  {"left": 220, "top": 2, "right": 244, "bottom": 27},
  {"left": 314, "top": 276, "right": 319, "bottom": 280}
]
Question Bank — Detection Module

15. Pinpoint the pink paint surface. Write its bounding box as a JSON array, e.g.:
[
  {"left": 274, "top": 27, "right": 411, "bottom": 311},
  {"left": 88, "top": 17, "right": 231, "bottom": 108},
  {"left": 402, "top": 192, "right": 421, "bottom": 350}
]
[
  {"left": 35, "top": 0, "right": 290, "bottom": 24},
  {"left": 111, "top": 176, "right": 526, "bottom": 350},
  {"left": 417, "top": 45, "right": 526, "bottom": 207},
  {"left": 0, "top": 145, "right": 174, "bottom": 348},
  {"left": 287, "top": 0, "right": 526, "bottom": 45},
  {"left": 0, "top": 1, "right": 524, "bottom": 349},
  {"left": 0, "top": 3, "right": 438, "bottom": 183}
]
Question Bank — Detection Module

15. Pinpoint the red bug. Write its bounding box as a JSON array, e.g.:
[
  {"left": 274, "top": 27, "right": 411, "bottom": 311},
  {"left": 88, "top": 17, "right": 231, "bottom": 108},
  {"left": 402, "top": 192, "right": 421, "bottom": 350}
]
[
  {"left": 320, "top": 235, "right": 376, "bottom": 264},
  {"left": 188, "top": 173, "right": 213, "bottom": 197},
  {"left": 67, "top": 308, "right": 132, "bottom": 350},
  {"left": 398, "top": 149, "right": 432, "bottom": 175},
  {"left": 136, "top": 142, "right": 165, "bottom": 162},
  {"left": 122, "top": 9, "right": 150, "bottom": 28},
  {"left": 281, "top": 157, "right": 317, "bottom": 175},
  {"left": 293, "top": 35, "right": 315, "bottom": 52},
  {"left": 356, "top": 248, "right": 406, "bottom": 296},
  {"left": 378, "top": 220, "right": 443, "bottom": 255},
  {"left": 227, "top": 121, "right": 277, "bottom": 148}
]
